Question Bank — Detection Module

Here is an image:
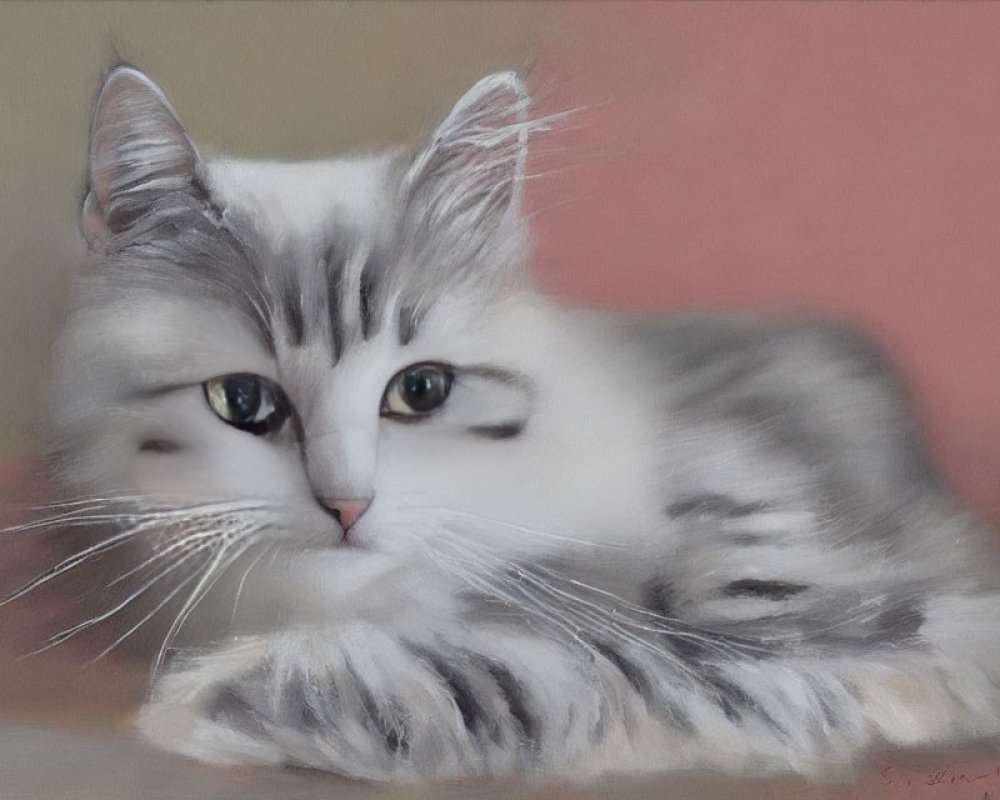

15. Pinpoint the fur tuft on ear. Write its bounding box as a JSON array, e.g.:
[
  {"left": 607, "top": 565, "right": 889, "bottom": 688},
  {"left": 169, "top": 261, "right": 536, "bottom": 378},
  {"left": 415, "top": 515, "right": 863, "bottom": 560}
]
[
  {"left": 405, "top": 72, "right": 530, "bottom": 254},
  {"left": 82, "top": 66, "right": 203, "bottom": 251}
]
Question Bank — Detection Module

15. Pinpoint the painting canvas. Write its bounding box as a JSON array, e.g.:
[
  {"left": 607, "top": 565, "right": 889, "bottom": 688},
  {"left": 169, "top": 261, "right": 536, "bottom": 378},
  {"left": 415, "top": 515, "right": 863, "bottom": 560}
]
[{"left": 1, "top": 4, "right": 999, "bottom": 799}]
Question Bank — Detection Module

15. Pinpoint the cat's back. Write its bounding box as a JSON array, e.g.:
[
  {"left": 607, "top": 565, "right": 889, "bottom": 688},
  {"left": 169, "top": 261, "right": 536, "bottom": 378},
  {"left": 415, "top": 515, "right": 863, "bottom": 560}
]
[
  {"left": 574, "top": 308, "right": 1000, "bottom": 595},
  {"left": 586, "top": 309, "right": 945, "bottom": 523}
]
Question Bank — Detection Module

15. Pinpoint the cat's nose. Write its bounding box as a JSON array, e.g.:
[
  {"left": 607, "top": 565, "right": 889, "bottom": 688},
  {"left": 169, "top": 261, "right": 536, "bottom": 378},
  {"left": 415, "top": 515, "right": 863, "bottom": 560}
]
[{"left": 320, "top": 497, "right": 372, "bottom": 531}]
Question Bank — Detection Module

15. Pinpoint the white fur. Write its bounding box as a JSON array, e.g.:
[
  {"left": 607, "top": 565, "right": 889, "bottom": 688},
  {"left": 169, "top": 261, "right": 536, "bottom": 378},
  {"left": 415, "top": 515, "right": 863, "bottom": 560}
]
[{"left": 41, "top": 68, "right": 1000, "bottom": 783}]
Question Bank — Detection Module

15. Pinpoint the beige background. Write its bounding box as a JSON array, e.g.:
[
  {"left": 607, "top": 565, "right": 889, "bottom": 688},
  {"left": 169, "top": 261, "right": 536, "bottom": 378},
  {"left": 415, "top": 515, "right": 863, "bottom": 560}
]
[{"left": 0, "top": 1, "right": 544, "bottom": 456}]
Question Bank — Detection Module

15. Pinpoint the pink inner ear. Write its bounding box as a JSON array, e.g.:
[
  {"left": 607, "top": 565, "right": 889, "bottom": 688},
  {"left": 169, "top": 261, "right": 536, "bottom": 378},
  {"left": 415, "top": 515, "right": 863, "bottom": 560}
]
[
  {"left": 80, "top": 192, "right": 110, "bottom": 249},
  {"left": 81, "top": 67, "right": 202, "bottom": 249},
  {"left": 406, "top": 72, "right": 528, "bottom": 226}
]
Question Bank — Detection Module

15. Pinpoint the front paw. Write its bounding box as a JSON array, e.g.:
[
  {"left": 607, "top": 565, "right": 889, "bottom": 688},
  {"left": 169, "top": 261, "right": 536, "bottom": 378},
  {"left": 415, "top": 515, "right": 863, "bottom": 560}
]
[
  {"left": 137, "top": 626, "right": 524, "bottom": 781},
  {"left": 137, "top": 637, "right": 289, "bottom": 768}
]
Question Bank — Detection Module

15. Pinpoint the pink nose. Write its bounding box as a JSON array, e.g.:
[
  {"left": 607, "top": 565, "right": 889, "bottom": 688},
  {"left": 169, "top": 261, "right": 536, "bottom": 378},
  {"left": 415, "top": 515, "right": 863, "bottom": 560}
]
[{"left": 320, "top": 497, "right": 372, "bottom": 531}]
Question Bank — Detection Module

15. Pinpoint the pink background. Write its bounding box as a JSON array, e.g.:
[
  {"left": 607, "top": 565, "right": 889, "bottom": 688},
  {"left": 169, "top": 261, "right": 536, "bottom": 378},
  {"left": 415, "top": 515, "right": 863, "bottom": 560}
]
[{"left": 532, "top": 3, "right": 1000, "bottom": 524}]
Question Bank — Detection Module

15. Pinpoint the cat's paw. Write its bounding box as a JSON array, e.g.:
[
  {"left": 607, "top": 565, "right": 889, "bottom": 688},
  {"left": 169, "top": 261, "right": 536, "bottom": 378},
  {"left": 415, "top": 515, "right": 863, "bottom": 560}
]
[
  {"left": 137, "top": 626, "right": 530, "bottom": 781},
  {"left": 137, "top": 637, "right": 289, "bottom": 768}
]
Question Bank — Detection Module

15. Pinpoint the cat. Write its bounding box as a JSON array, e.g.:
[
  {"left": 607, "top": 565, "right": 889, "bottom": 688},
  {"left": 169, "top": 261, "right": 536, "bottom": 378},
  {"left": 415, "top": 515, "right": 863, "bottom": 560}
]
[{"left": 31, "top": 64, "right": 1000, "bottom": 782}]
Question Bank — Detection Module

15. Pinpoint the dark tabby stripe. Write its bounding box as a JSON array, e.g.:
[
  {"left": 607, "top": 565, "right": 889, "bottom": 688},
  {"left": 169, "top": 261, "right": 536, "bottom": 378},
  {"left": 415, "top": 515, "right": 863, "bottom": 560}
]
[
  {"left": 280, "top": 272, "right": 305, "bottom": 346},
  {"left": 412, "top": 649, "right": 502, "bottom": 745},
  {"left": 398, "top": 304, "right": 417, "bottom": 346},
  {"left": 468, "top": 421, "right": 524, "bottom": 440},
  {"left": 482, "top": 660, "right": 538, "bottom": 748},
  {"left": 723, "top": 579, "right": 809, "bottom": 600},
  {"left": 591, "top": 640, "right": 652, "bottom": 698},
  {"left": 138, "top": 438, "right": 180, "bottom": 453},
  {"left": 280, "top": 671, "right": 325, "bottom": 732},
  {"left": 358, "top": 262, "right": 378, "bottom": 340},
  {"left": 642, "top": 580, "right": 676, "bottom": 619},
  {"left": 666, "top": 494, "right": 767, "bottom": 519},
  {"left": 590, "top": 640, "right": 694, "bottom": 733},
  {"left": 641, "top": 581, "right": 718, "bottom": 662},
  {"left": 325, "top": 247, "right": 346, "bottom": 362},
  {"left": 875, "top": 599, "right": 924, "bottom": 642},
  {"left": 206, "top": 685, "right": 267, "bottom": 735},
  {"left": 346, "top": 661, "right": 410, "bottom": 756},
  {"left": 702, "top": 668, "right": 759, "bottom": 728}
]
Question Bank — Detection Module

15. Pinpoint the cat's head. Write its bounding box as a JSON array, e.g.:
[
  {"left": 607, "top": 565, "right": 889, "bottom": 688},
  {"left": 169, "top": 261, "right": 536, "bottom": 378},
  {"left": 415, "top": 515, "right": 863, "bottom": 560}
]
[{"left": 48, "top": 67, "right": 623, "bottom": 607}]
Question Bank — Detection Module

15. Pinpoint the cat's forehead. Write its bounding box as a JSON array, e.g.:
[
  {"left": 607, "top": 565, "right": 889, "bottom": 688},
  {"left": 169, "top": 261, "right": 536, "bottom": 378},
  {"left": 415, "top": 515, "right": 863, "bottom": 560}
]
[
  {"left": 201, "top": 152, "right": 454, "bottom": 360},
  {"left": 206, "top": 154, "right": 400, "bottom": 241}
]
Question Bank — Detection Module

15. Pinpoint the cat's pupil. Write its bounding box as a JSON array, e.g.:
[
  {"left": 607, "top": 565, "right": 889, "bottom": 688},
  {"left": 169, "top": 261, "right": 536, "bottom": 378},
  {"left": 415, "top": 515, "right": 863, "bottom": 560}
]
[
  {"left": 204, "top": 373, "right": 287, "bottom": 434},
  {"left": 403, "top": 367, "right": 446, "bottom": 412},
  {"left": 224, "top": 376, "right": 261, "bottom": 422}
]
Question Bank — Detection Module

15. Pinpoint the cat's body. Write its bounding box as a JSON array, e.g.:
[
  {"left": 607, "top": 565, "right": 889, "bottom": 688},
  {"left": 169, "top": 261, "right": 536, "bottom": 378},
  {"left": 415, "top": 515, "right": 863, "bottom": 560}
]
[{"left": 39, "top": 67, "right": 1000, "bottom": 781}]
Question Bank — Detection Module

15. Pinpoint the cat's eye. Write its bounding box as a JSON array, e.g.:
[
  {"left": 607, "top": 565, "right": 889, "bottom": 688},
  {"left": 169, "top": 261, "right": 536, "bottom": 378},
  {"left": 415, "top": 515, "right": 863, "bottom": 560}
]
[
  {"left": 204, "top": 373, "right": 290, "bottom": 435},
  {"left": 381, "top": 362, "right": 453, "bottom": 418}
]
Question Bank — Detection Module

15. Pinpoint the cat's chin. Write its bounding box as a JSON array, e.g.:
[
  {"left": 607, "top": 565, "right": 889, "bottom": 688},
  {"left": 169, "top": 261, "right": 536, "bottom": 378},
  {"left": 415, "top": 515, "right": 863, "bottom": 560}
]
[
  {"left": 257, "top": 542, "right": 429, "bottom": 622},
  {"left": 274, "top": 540, "right": 386, "bottom": 577}
]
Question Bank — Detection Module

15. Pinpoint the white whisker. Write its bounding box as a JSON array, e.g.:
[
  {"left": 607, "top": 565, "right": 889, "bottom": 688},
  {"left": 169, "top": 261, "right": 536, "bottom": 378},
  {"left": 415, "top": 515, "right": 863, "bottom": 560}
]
[
  {"left": 2, "top": 527, "right": 147, "bottom": 606},
  {"left": 425, "top": 531, "right": 762, "bottom": 681},
  {"left": 22, "top": 541, "right": 217, "bottom": 659},
  {"left": 437, "top": 534, "right": 694, "bottom": 673},
  {"left": 416, "top": 506, "right": 626, "bottom": 549},
  {"left": 153, "top": 536, "right": 262, "bottom": 677},
  {"left": 3, "top": 500, "right": 276, "bottom": 606},
  {"left": 84, "top": 568, "right": 205, "bottom": 666},
  {"left": 229, "top": 542, "right": 275, "bottom": 629},
  {"left": 108, "top": 525, "right": 251, "bottom": 588}
]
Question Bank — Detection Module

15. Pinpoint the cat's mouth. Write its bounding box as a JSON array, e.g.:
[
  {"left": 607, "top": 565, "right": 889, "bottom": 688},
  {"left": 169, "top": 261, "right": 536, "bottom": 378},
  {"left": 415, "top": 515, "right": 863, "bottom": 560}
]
[
  {"left": 260, "top": 543, "right": 419, "bottom": 618},
  {"left": 295, "top": 535, "right": 366, "bottom": 553}
]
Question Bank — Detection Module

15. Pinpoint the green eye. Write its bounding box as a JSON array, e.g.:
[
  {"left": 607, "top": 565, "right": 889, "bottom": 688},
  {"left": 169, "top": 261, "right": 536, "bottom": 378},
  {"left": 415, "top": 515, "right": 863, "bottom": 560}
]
[
  {"left": 382, "top": 363, "right": 453, "bottom": 418},
  {"left": 204, "top": 373, "right": 289, "bottom": 435}
]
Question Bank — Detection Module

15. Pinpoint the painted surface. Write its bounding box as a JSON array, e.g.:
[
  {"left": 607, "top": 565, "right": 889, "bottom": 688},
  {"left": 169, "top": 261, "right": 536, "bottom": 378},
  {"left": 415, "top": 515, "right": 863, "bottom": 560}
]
[
  {"left": 532, "top": 3, "right": 1000, "bottom": 523},
  {"left": 1, "top": 4, "right": 999, "bottom": 798}
]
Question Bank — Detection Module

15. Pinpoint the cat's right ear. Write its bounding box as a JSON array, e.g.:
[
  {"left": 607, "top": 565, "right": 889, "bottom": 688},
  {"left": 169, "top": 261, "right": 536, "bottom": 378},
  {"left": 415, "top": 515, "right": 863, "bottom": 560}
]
[
  {"left": 404, "top": 72, "right": 530, "bottom": 245},
  {"left": 82, "top": 67, "right": 202, "bottom": 251}
]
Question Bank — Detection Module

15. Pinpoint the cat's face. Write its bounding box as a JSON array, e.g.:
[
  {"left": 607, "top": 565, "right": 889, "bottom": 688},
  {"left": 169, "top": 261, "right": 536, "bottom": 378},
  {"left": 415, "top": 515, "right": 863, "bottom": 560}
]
[{"left": 49, "top": 68, "right": 642, "bottom": 618}]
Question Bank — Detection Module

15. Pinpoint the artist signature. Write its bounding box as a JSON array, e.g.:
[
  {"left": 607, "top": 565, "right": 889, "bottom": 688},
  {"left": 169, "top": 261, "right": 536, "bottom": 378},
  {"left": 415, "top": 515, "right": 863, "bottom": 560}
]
[{"left": 880, "top": 763, "right": 1000, "bottom": 789}]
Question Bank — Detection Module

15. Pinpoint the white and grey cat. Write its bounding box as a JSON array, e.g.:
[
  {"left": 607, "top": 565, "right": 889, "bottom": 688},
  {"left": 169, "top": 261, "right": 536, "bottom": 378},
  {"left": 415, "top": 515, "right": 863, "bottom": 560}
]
[{"left": 39, "top": 66, "right": 1000, "bottom": 781}]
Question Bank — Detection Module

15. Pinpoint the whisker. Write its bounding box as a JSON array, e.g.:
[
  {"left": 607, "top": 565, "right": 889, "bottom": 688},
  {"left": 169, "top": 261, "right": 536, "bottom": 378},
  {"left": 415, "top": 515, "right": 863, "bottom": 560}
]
[
  {"left": 2, "top": 501, "right": 276, "bottom": 606},
  {"left": 25, "top": 494, "right": 145, "bottom": 513},
  {"left": 2, "top": 528, "right": 148, "bottom": 606},
  {"left": 229, "top": 542, "right": 275, "bottom": 629},
  {"left": 415, "top": 506, "right": 627, "bottom": 550},
  {"left": 107, "top": 527, "right": 239, "bottom": 588},
  {"left": 435, "top": 535, "right": 699, "bottom": 675},
  {"left": 153, "top": 536, "right": 262, "bottom": 677},
  {"left": 3, "top": 498, "right": 276, "bottom": 536},
  {"left": 422, "top": 507, "right": 769, "bottom": 660},
  {"left": 429, "top": 531, "right": 767, "bottom": 681},
  {"left": 84, "top": 568, "right": 206, "bottom": 667},
  {"left": 22, "top": 541, "right": 218, "bottom": 659},
  {"left": 417, "top": 539, "right": 581, "bottom": 654},
  {"left": 2, "top": 511, "right": 145, "bottom": 534},
  {"left": 528, "top": 563, "right": 772, "bottom": 658}
]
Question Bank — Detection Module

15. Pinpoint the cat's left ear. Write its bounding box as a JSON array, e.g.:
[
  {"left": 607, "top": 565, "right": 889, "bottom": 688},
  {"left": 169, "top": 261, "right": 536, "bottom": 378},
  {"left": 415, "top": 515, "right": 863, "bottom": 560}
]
[
  {"left": 82, "top": 66, "right": 204, "bottom": 251},
  {"left": 405, "top": 72, "right": 529, "bottom": 241}
]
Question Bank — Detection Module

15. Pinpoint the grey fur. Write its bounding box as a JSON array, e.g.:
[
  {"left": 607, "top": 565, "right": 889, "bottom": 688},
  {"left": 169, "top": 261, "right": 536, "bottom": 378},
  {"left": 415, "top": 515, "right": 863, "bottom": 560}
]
[
  {"left": 30, "top": 66, "right": 1000, "bottom": 783},
  {"left": 721, "top": 579, "right": 810, "bottom": 600}
]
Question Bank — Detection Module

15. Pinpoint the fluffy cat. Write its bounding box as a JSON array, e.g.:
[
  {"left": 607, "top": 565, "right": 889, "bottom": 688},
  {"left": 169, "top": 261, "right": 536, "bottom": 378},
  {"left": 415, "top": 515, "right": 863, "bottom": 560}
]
[{"left": 34, "top": 65, "right": 1000, "bottom": 782}]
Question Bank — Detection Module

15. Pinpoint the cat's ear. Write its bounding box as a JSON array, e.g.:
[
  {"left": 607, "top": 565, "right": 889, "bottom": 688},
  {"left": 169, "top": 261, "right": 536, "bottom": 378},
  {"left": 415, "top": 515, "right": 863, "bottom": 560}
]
[
  {"left": 82, "top": 67, "right": 203, "bottom": 251},
  {"left": 406, "top": 72, "right": 529, "bottom": 243}
]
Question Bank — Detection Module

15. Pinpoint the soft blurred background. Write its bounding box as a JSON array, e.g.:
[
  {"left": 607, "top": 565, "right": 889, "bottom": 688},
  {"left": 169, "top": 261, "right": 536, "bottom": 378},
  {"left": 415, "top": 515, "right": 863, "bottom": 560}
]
[{"left": 2, "top": 2, "right": 1000, "bottom": 798}]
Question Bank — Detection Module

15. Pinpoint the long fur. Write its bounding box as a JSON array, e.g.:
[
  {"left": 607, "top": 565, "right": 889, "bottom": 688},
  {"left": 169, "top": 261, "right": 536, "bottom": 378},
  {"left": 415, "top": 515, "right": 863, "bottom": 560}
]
[{"left": 17, "top": 66, "right": 1000, "bottom": 782}]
